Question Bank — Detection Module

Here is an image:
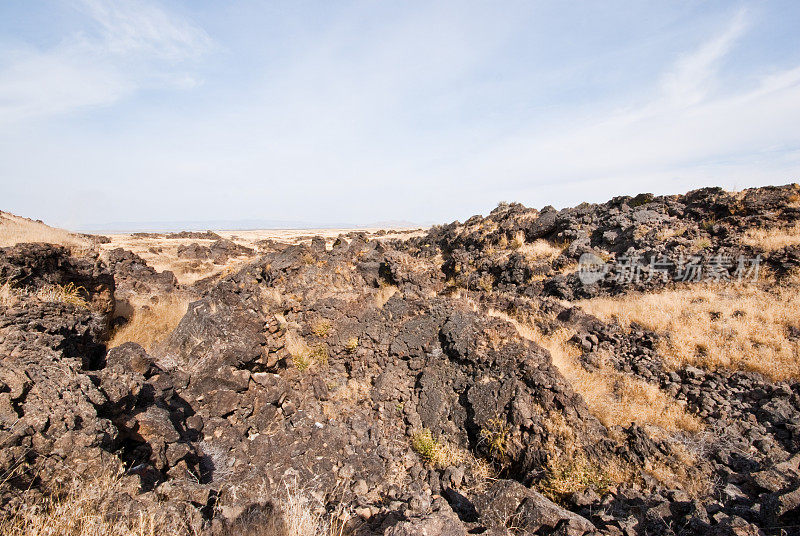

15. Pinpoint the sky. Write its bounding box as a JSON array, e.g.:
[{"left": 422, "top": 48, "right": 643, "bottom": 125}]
[{"left": 1, "top": 1, "right": 799, "bottom": 230}]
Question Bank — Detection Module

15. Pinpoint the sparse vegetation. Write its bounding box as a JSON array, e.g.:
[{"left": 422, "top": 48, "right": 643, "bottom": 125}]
[
  {"left": 410, "top": 429, "right": 493, "bottom": 481},
  {"left": 489, "top": 310, "right": 702, "bottom": 432},
  {"left": 476, "top": 274, "right": 494, "bottom": 292},
  {"left": 517, "top": 239, "right": 566, "bottom": 263},
  {"left": 577, "top": 279, "right": 800, "bottom": 380},
  {"left": 0, "top": 211, "right": 92, "bottom": 253},
  {"left": 539, "top": 452, "right": 617, "bottom": 502},
  {"left": 694, "top": 237, "right": 711, "bottom": 249},
  {"left": 510, "top": 231, "right": 525, "bottom": 250},
  {"left": 0, "top": 472, "right": 352, "bottom": 536},
  {"left": 310, "top": 343, "right": 329, "bottom": 366},
  {"left": 0, "top": 280, "right": 15, "bottom": 306},
  {"left": 286, "top": 332, "right": 328, "bottom": 371},
  {"left": 0, "top": 281, "right": 90, "bottom": 309},
  {"left": 741, "top": 222, "right": 800, "bottom": 251},
  {"left": 0, "top": 472, "right": 195, "bottom": 536},
  {"left": 37, "top": 282, "right": 89, "bottom": 308}
]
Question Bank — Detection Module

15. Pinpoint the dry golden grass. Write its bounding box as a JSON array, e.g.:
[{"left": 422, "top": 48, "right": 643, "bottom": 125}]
[
  {"left": 109, "top": 293, "right": 192, "bottom": 351},
  {"left": 741, "top": 222, "right": 800, "bottom": 251},
  {"left": 0, "top": 474, "right": 198, "bottom": 536},
  {"left": 286, "top": 332, "right": 328, "bottom": 371},
  {"left": 0, "top": 211, "right": 92, "bottom": 253},
  {"left": 488, "top": 310, "right": 702, "bottom": 432},
  {"left": 217, "top": 478, "right": 349, "bottom": 536},
  {"left": 0, "top": 473, "right": 351, "bottom": 536},
  {"left": 517, "top": 239, "right": 564, "bottom": 262},
  {"left": 577, "top": 280, "right": 800, "bottom": 380},
  {"left": 0, "top": 281, "right": 90, "bottom": 309},
  {"left": 272, "top": 481, "right": 348, "bottom": 536},
  {"left": 0, "top": 281, "right": 15, "bottom": 307}
]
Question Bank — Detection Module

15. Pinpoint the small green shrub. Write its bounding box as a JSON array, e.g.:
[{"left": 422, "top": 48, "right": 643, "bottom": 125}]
[
  {"left": 700, "top": 219, "right": 717, "bottom": 232},
  {"left": 476, "top": 274, "right": 494, "bottom": 293},
  {"left": 411, "top": 429, "right": 439, "bottom": 462},
  {"left": 310, "top": 343, "right": 328, "bottom": 366},
  {"left": 345, "top": 337, "right": 359, "bottom": 353},
  {"left": 292, "top": 352, "right": 313, "bottom": 372},
  {"left": 480, "top": 417, "right": 510, "bottom": 461},
  {"left": 411, "top": 429, "right": 464, "bottom": 469}
]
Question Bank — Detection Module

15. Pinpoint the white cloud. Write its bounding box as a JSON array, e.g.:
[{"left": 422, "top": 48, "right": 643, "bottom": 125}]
[
  {"left": 0, "top": 0, "right": 210, "bottom": 123},
  {"left": 77, "top": 0, "right": 211, "bottom": 60},
  {"left": 660, "top": 8, "right": 748, "bottom": 108}
]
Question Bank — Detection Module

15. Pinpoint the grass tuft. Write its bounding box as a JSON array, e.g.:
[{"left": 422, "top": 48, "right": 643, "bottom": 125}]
[
  {"left": 36, "top": 282, "right": 89, "bottom": 308},
  {"left": 344, "top": 337, "right": 359, "bottom": 353},
  {"left": 311, "top": 319, "right": 332, "bottom": 337},
  {"left": 539, "top": 453, "right": 617, "bottom": 502},
  {"left": 741, "top": 222, "right": 800, "bottom": 251},
  {"left": 480, "top": 417, "right": 511, "bottom": 461}
]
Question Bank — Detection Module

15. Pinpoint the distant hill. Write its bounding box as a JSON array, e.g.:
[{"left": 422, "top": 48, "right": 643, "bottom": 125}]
[{"left": 0, "top": 210, "right": 93, "bottom": 252}]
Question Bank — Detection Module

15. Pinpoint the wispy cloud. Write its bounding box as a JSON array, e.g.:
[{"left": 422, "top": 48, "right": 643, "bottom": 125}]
[
  {"left": 458, "top": 8, "right": 800, "bottom": 207},
  {"left": 661, "top": 8, "right": 748, "bottom": 107},
  {"left": 77, "top": 0, "right": 211, "bottom": 60},
  {"left": 0, "top": 0, "right": 210, "bottom": 123}
]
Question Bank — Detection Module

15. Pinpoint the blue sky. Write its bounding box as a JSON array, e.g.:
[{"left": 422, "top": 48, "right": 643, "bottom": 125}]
[{"left": 1, "top": 1, "right": 799, "bottom": 230}]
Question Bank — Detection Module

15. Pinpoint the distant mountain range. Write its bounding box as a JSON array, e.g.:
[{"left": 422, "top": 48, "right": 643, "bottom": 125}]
[{"left": 78, "top": 219, "right": 430, "bottom": 233}]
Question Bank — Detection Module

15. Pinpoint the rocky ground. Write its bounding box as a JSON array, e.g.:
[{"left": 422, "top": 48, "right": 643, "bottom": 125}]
[{"left": 1, "top": 184, "right": 800, "bottom": 535}]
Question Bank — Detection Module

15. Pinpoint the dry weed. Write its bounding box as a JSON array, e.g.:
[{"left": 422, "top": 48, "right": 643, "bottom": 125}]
[
  {"left": 536, "top": 412, "right": 628, "bottom": 500},
  {"left": 538, "top": 451, "right": 618, "bottom": 501},
  {"left": 0, "top": 281, "right": 16, "bottom": 307},
  {"left": 0, "top": 281, "right": 90, "bottom": 309},
  {"left": 286, "top": 332, "right": 327, "bottom": 371},
  {"left": 0, "top": 472, "right": 352, "bottom": 536},
  {"left": 35, "top": 282, "right": 89, "bottom": 308},
  {"left": 517, "top": 239, "right": 563, "bottom": 262}
]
